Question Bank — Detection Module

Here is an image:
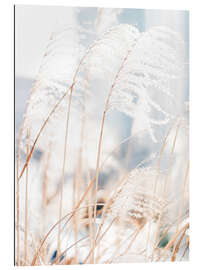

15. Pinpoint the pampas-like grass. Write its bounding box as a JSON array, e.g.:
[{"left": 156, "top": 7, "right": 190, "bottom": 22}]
[{"left": 15, "top": 7, "right": 189, "bottom": 265}]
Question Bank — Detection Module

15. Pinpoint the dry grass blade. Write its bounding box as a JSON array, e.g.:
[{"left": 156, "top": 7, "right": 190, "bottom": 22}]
[
  {"left": 171, "top": 225, "right": 188, "bottom": 261},
  {"left": 17, "top": 90, "right": 68, "bottom": 182},
  {"left": 157, "top": 223, "right": 189, "bottom": 262}
]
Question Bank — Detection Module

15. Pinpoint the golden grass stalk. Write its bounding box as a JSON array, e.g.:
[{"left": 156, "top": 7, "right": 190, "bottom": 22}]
[
  {"left": 24, "top": 130, "right": 30, "bottom": 265},
  {"left": 92, "top": 50, "right": 131, "bottom": 262},
  {"left": 31, "top": 203, "right": 101, "bottom": 265},
  {"left": 171, "top": 224, "right": 188, "bottom": 261},
  {"left": 150, "top": 120, "right": 181, "bottom": 259},
  {"left": 41, "top": 143, "right": 52, "bottom": 261},
  {"left": 176, "top": 160, "right": 189, "bottom": 233},
  {"left": 57, "top": 86, "right": 74, "bottom": 258},
  {"left": 158, "top": 222, "right": 189, "bottom": 262},
  {"left": 15, "top": 124, "right": 24, "bottom": 265}
]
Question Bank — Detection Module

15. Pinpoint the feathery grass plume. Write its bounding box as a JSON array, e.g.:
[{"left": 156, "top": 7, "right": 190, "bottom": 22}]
[
  {"left": 81, "top": 25, "right": 185, "bottom": 147},
  {"left": 110, "top": 167, "right": 168, "bottom": 225},
  {"left": 21, "top": 24, "right": 85, "bottom": 151},
  {"left": 83, "top": 24, "right": 139, "bottom": 80},
  {"left": 107, "top": 27, "right": 185, "bottom": 142},
  {"left": 109, "top": 165, "right": 188, "bottom": 262}
]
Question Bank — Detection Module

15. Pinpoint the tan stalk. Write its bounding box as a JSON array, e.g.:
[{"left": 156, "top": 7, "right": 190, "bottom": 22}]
[
  {"left": 57, "top": 86, "right": 74, "bottom": 258},
  {"left": 151, "top": 203, "right": 189, "bottom": 260},
  {"left": 52, "top": 236, "right": 88, "bottom": 265},
  {"left": 150, "top": 120, "right": 181, "bottom": 260},
  {"left": 16, "top": 160, "right": 20, "bottom": 266},
  {"left": 145, "top": 121, "right": 177, "bottom": 259},
  {"left": 18, "top": 91, "right": 68, "bottom": 182},
  {"left": 31, "top": 204, "right": 101, "bottom": 265},
  {"left": 176, "top": 160, "right": 189, "bottom": 233},
  {"left": 107, "top": 225, "right": 145, "bottom": 264},
  {"left": 85, "top": 160, "right": 94, "bottom": 263},
  {"left": 73, "top": 71, "right": 89, "bottom": 262},
  {"left": 171, "top": 226, "right": 188, "bottom": 261},
  {"left": 24, "top": 130, "right": 30, "bottom": 265},
  {"left": 180, "top": 239, "right": 189, "bottom": 260},
  {"left": 171, "top": 160, "right": 189, "bottom": 259},
  {"left": 41, "top": 143, "right": 52, "bottom": 261},
  {"left": 92, "top": 50, "right": 131, "bottom": 262},
  {"left": 157, "top": 222, "right": 189, "bottom": 262},
  {"left": 72, "top": 168, "right": 78, "bottom": 262},
  {"left": 16, "top": 125, "right": 24, "bottom": 265},
  {"left": 83, "top": 217, "right": 117, "bottom": 264},
  {"left": 56, "top": 48, "right": 92, "bottom": 259},
  {"left": 121, "top": 222, "right": 146, "bottom": 257}
]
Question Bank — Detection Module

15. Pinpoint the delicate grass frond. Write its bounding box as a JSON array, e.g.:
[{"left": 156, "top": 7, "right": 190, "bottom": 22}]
[{"left": 111, "top": 168, "right": 168, "bottom": 224}]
